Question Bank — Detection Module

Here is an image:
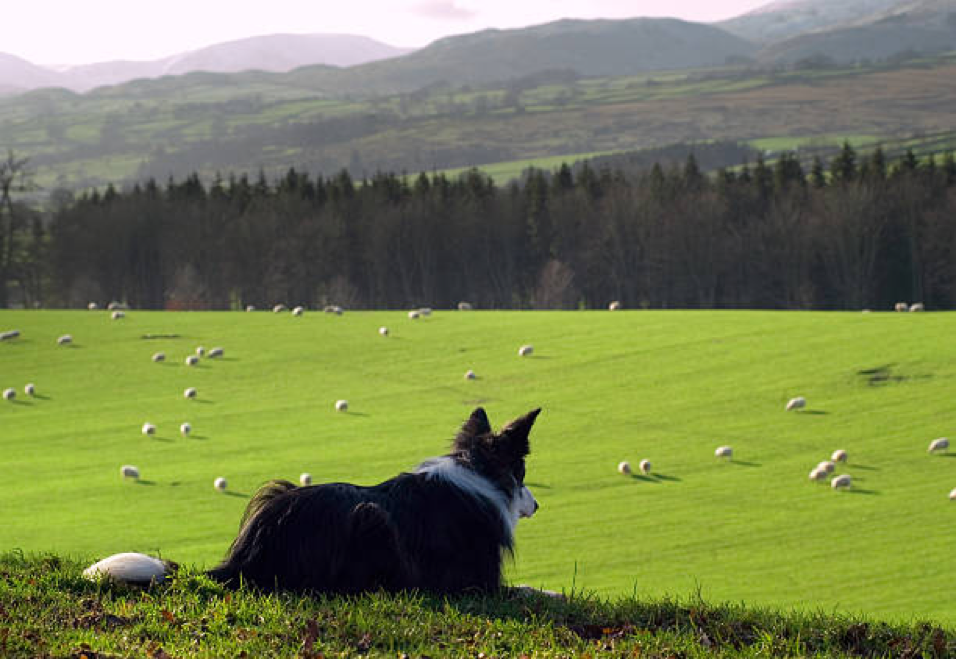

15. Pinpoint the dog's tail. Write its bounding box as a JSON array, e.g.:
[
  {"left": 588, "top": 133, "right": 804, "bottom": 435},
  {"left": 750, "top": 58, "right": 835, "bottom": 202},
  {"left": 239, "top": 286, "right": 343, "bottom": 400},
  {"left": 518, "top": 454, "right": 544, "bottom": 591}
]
[{"left": 83, "top": 552, "right": 177, "bottom": 585}]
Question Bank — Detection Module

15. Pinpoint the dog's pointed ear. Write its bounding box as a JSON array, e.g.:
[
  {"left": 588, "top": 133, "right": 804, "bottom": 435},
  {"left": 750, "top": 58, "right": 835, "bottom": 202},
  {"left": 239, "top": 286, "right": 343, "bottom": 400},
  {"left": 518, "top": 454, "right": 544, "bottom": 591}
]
[
  {"left": 460, "top": 407, "right": 492, "bottom": 438},
  {"left": 498, "top": 407, "right": 541, "bottom": 457}
]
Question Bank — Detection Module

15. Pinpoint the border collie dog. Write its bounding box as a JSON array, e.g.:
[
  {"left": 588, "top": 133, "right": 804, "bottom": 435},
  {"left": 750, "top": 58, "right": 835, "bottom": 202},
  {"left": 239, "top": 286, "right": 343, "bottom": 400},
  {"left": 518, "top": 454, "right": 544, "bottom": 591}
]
[{"left": 84, "top": 407, "right": 541, "bottom": 594}]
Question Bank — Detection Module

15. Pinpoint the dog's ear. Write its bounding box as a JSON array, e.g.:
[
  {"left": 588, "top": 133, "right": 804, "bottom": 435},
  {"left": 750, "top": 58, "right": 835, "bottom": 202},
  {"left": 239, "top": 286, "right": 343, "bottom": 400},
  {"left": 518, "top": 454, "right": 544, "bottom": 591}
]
[
  {"left": 459, "top": 407, "right": 492, "bottom": 438},
  {"left": 497, "top": 408, "right": 540, "bottom": 458}
]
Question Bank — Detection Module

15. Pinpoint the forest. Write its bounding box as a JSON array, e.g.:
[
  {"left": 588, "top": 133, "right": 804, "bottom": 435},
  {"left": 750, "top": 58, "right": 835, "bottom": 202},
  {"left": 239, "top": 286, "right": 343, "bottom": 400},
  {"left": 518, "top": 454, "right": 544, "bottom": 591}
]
[{"left": 2, "top": 143, "right": 956, "bottom": 311}]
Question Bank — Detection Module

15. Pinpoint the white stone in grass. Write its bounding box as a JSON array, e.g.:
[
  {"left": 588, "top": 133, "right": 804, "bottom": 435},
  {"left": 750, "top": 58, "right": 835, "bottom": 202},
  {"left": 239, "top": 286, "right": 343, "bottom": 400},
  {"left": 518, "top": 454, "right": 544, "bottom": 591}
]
[
  {"left": 24, "top": 383, "right": 35, "bottom": 396},
  {"left": 617, "top": 461, "right": 631, "bottom": 476},
  {"left": 57, "top": 334, "right": 72, "bottom": 345},
  {"left": 335, "top": 399, "right": 349, "bottom": 412},
  {"left": 715, "top": 446, "right": 732, "bottom": 459},
  {"left": 300, "top": 473, "right": 312, "bottom": 486},
  {"left": 639, "top": 459, "right": 651, "bottom": 475},
  {"left": 142, "top": 422, "right": 156, "bottom": 436},
  {"left": 831, "top": 449, "right": 848, "bottom": 463},
  {"left": 831, "top": 474, "right": 852, "bottom": 490},
  {"left": 152, "top": 352, "right": 165, "bottom": 362},
  {"left": 185, "top": 355, "right": 199, "bottom": 366},
  {"left": 3, "top": 388, "right": 15, "bottom": 401},
  {"left": 518, "top": 344, "right": 533, "bottom": 357},
  {"left": 184, "top": 387, "right": 197, "bottom": 399},
  {"left": 120, "top": 465, "right": 140, "bottom": 480},
  {"left": 180, "top": 422, "right": 191, "bottom": 436},
  {"left": 214, "top": 477, "right": 228, "bottom": 492},
  {"left": 928, "top": 437, "right": 949, "bottom": 453},
  {"left": 786, "top": 396, "right": 806, "bottom": 411}
]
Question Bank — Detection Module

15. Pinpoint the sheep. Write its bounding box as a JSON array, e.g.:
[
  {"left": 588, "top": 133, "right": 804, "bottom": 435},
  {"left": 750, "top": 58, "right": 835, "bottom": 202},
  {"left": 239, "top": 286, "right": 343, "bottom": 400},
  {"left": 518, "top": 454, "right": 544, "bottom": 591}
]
[
  {"left": 24, "top": 383, "right": 35, "bottom": 396},
  {"left": 180, "top": 422, "right": 191, "bottom": 436},
  {"left": 928, "top": 437, "right": 950, "bottom": 453},
  {"left": 57, "top": 334, "right": 72, "bottom": 345},
  {"left": 185, "top": 355, "right": 199, "bottom": 366},
  {"left": 214, "top": 477, "right": 228, "bottom": 492},
  {"left": 609, "top": 300, "right": 622, "bottom": 311},
  {"left": 207, "top": 347, "right": 224, "bottom": 358},
  {"left": 714, "top": 446, "right": 732, "bottom": 459},
  {"left": 107, "top": 301, "right": 122, "bottom": 311},
  {"left": 142, "top": 422, "right": 156, "bottom": 436},
  {"left": 300, "top": 473, "right": 312, "bottom": 486},
  {"left": 88, "top": 302, "right": 99, "bottom": 310},
  {"left": 323, "top": 305, "right": 343, "bottom": 315},
  {"left": 408, "top": 310, "right": 420, "bottom": 320},
  {"left": 245, "top": 305, "right": 255, "bottom": 312},
  {"left": 639, "top": 459, "right": 652, "bottom": 475},
  {"left": 273, "top": 304, "right": 287, "bottom": 313},
  {"left": 184, "top": 387, "right": 197, "bottom": 399},
  {"left": 419, "top": 308, "right": 433, "bottom": 317},
  {"left": 120, "top": 465, "right": 140, "bottom": 480},
  {"left": 0, "top": 329, "right": 20, "bottom": 341},
  {"left": 292, "top": 306, "right": 304, "bottom": 316},
  {"left": 809, "top": 467, "right": 828, "bottom": 482},
  {"left": 111, "top": 310, "right": 125, "bottom": 320},
  {"left": 786, "top": 396, "right": 806, "bottom": 411},
  {"left": 3, "top": 388, "right": 15, "bottom": 401},
  {"left": 895, "top": 302, "right": 908, "bottom": 312},
  {"left": 464, "top": 369, "right": 476, "bottom": 380},
  {"left": 152, "top": 352, "right": 165, "bottom": 362},
  {"left": 950, "top": 488, "right": 956, "bottom": 501},
  {"left": 617, "top": 461, "right": 632, "bottom": 475},
  {"left": 335, "top": 399, "right": 348, "bottom": 412},
  {"left": 458, "top": 301, "right": 473, "bottom": 311},
  {"left": 909, "top": 302, "right": 925, "bottom": 312},
  {"left": 379, "top": 326, "right": 389, "bottom": 337},
  {"left": 195, "top": 346, "right": 205, "bottom": 357},
  {"left": 831, "top": 474, "right": 852, "bottom": 490},
  {"left": 518, "top": 344, "right": 534, "bottom": 357},
  {"left": 817, "top": 460, "right": 836, "bottom": 474},
  {"left": 831, "top": 449, "right": 848, "bottom": 463}
]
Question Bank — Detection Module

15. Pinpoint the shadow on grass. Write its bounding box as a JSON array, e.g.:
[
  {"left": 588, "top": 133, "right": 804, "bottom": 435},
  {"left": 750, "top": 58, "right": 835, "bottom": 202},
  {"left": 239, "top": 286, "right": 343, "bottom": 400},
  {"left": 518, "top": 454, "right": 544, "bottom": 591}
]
[
  {"left": 9, "top": 399, "right": 33, "bottom": 406},
  {"left": 729, "top": 460, "right": 761, "bottom": 468},
  {"left": 629, "top": 474, "right": 659, "bottom": 483},
  {"left": 189, "top": 434, "right": 209, "bottom": 441},
  {"left": 935, "top": 453, "right": 956, "bottom": 458},
  {"left": 193, "top": 399, "right": 214, "bottom": 405},
  {"left": 150, "top": 436, "right": 174, "bottom": 443},
  {"left": 343, "top": 411, "right": 369, "bottom": 417},
  {"left": 31, "top": 393, "right": 52, "bottom": 400},
  {"left": 224, "top": 491, "right": 250, "bottom": 499},
  {"left": 135, "top": 480, "right": 157, "bottom": 486},
  {"left": 652, "top": 473, "right": 682, "bottom": 482},
  {"left": 849, "top": 463, "right": 879, "bottom": 471},
  {"left": 801, "top": 410, "right": 828, "bottom": 415},
  {"left": 846, "top": 487, "right": 880, "bottom": 495}
]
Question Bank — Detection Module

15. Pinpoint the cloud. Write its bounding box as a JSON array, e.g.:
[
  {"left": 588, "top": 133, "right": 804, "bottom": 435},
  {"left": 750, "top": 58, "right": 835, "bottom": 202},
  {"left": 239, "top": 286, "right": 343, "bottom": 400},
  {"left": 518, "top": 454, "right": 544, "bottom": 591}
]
[{"left": 411, "top": 0, "right": 476, "bottom": 21}]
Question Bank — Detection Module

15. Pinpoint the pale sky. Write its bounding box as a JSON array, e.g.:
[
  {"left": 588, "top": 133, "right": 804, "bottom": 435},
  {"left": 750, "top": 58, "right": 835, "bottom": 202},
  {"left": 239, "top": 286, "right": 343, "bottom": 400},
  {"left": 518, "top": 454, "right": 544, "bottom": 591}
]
[{"left": 4, "top": 1, "right": 772, "bottom": 66}]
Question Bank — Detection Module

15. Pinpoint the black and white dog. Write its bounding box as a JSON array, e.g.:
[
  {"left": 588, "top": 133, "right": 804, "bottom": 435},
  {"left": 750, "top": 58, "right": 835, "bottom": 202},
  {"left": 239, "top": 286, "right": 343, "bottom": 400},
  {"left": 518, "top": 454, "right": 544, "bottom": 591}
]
[{"left": 84, "top": 407, "right": 541, "bottom": 594}]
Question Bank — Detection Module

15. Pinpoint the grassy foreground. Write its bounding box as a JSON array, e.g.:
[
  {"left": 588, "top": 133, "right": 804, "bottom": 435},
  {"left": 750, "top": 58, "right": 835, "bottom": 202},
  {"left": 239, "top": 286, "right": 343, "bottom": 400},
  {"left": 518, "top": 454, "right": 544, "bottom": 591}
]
[
  {"left": 1, "top": 553, "right": 952, "bottom": 658},
  {"left": 2, "top": 309, "right": 956, "bottom": 625}
]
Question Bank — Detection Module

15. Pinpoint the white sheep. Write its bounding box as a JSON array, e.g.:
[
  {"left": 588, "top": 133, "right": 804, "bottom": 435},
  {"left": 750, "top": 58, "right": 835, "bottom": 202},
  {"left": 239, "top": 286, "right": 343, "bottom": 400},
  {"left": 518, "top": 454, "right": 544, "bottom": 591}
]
[
  {"left": 57, "top": 334, "right": 72, "bottom": 345},
  {"left": 184, "top": 387, "right": 197, "bottom": 399},
  {"left": 458, "top": 301, "right": 473, "bottom": 311},
  {"left": 817, "top": 460, "right": 836, "bottom": 474},
  {"left": 0, "top": 329, "right": 20, "bottom": 340},
  {"left": 195, "top": 346, "right": 205, "bottom": 357},
  {"left": 639, "top": 459, "right": 651, "bottom": 475},
  {"left": 895, "top": 302, "right": 908, "bottom": 312},
  {"left": 464, "top": 369, "right": 476, "bottom": 380},
  {"left": 714, "top": 446, "right": 732, "bottom": 459},
  {"left": 518, "top": 344, "right": 534, "bottom": 357},
  {"left": 120, "top": 464, "right": 140, "bottom": 480},
  {"left": 809, "top": 467, "right": 828, "bottom": 482},
  {"left": 111, "top": 310, "right": 125, "bottom": 320},
  {"left": 24, "top": 383, "right": 35, "bottom": 396},
  {"left": 379, "top": 326, "right": 389, "bottom": 337},
  {"left": 950, "top": 488, "right": 956, "bottom": 501},
  {"left": 88, "top": 302, "right": 99, "bottom": 310},
  {"left": 107, "top": 301, "right": 120, "bottom": 311},
  {"left": 335, "top": 399, "right": 349, "bottom": 412},
  {"left": 408, "top": 310, "right": 420, "bottom": 320},
  {"left": 152, "top": 352, "right": 165, "bottom": 362},
  {"left": 292, "top": 306, "right": 304, "bottom": 316},
  {"left": 831, "top": 474, "right": 852, "bottom": 490},
  {"left": 332, "top": 305, "right": 343, "bottom": 315},
  {"left": 214, "top": 477, "right": 228, "bottom": 492},
  {"left": 142, "top": 422, "right": 156, "bottom": 436},
  {"left": 300, "top": 473, "right": 312, "bottom": 486},
  {"left": 609, "top": 301, "right": 622, "bottom": 311},
  {"left": 909, "top": 302, "right": 924, "bottom": 312},
  {"left": 273, "top": 304, "right": 287, "bottom": 313},
  {"left": 831, "top": 449, "right": 848, "bottom": 463},
  {"left": 180, "top": 422, "right": 191, "bottom": 436},
  {"left": 928, "top": 437, "right": 950, "bottom": 453},
  {"left": 617, "top": 461, "right": 632, "bottom": 475},
  {"left": 786, "top": 396, "right": 806, "bottom": 411},
  {"left": 419, "top": 308, "right": 432, "bottom": 317},
  {"left": 3, "top": 388, "right": 15, "bottom": 401},
  {"left": 207, "top": 347, "right": 224, "bottom": 358},
  {"left": 185, "top": 355, "right": 199, "bottom": 366}
]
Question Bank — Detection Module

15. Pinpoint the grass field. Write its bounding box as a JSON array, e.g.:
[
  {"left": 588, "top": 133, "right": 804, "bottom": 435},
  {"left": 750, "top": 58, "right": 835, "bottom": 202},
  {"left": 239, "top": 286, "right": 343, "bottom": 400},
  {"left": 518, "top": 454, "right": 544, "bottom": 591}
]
[{"left": 2, "top": 309, "right": 955, "bottom": 624}]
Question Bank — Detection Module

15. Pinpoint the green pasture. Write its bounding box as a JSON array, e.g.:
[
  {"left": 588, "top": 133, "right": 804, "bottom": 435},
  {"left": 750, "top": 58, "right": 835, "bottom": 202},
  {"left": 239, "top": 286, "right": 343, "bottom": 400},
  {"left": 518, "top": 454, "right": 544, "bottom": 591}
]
[{"left": 1, "top": 309, "right": 955, "bottom": 623}]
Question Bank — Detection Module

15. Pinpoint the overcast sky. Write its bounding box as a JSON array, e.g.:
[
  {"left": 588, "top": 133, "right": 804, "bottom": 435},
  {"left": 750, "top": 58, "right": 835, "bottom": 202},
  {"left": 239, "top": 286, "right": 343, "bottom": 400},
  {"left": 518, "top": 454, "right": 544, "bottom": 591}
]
[{"left": 4, "top": 0, "right": 772, "bottom": 66}]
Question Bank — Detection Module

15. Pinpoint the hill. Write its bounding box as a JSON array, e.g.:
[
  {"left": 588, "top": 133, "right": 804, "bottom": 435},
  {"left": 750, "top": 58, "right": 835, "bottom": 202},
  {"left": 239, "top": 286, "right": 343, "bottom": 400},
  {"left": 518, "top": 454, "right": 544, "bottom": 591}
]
[{"left": 718, "top": 0, "right": 905, "bottom": 43}]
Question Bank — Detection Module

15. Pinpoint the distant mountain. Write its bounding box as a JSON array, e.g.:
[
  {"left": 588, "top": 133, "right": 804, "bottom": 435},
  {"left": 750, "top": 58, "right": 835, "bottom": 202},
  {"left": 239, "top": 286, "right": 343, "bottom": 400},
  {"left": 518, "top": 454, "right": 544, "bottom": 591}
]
[
  {"left": 719, "top": 0, "right": 904, "bottom": 43},
  {"left": 0, "top": 52, "right": 65, "bottom": 95}
]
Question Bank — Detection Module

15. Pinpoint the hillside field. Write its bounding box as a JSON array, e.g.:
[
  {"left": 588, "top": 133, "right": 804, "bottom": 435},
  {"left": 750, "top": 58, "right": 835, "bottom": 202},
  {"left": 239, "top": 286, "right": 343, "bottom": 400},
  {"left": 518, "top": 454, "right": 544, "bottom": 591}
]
[{"left": 1, "top": 309, "right": 955, "bottom": 624}]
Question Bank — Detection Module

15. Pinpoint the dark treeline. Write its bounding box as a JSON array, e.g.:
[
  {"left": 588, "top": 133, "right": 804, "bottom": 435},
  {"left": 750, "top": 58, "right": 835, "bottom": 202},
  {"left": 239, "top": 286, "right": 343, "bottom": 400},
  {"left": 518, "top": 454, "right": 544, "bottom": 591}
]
[{"left": 6, "top": 143, "right": 956, "bottom": 311}]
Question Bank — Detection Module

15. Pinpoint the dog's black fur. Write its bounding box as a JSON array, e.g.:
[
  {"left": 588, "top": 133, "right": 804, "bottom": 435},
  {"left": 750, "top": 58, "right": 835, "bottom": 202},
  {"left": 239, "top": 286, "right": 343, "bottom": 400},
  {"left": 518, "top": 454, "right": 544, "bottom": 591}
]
[{"left": 204, "top": 407, "right": 540, "bottom": 594}]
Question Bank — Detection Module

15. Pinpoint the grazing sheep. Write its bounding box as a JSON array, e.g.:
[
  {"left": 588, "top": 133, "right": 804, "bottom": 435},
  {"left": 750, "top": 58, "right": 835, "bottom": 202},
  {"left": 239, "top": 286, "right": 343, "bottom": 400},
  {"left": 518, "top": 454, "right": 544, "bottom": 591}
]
[
  {"left": 379, "top": 326, "right": 389, "bottom": 337},
  {"left": 639, "top": 459, "right": 651, "bottom": 475},
  {"left": 273, "top": 304, "right": 287, "bottom": 313},
  {"left": 195, "top": 346, "right": 205, "bottom": 357},
  {"left": 185, "top": 355, "right": 199, "bottom": 366},
  {"left": 609, "top": 300, "right": 622, "bottom": 311},
  {"left": 715, "top": 446, "right": 732, "bottom": 459},
  {"left": 214, "top": 477, "right": 228, "bottom": 492},
  {"left": 618, "top": 461, "right": 632, "bottom": 475},
  {"left": 120, "top": 465, "right": 140, "bottom": 480},
  {"left": 207, "top": 347, "right": 224, "bottom": 358},
  {"left": 180, "top": 422, "right": 191, "bottom": 436},
  {"left": 408, "top": 310, "right": 420, "bottom": 320},
  {"left": 24, "top": 383, "right": 35, "bottom": 396},
  {"left": 464, "top": 369, "right": 476, "bottom": 380},
  {"left": 323, "top": 305, "right": 343, "bottom": 315},
  {"left": 3, "top": 388, "right": 15, "bottom": 401},
  {"left": 107, "top": 301, "right": 122, "bottom": 311},
  {"left": 292, "top": 306, "right": 304, "bottom": 316},
  {"left": 245, "top": 305, "right": 255, "bottom": 312},
  {"left": 88, "top": 302, "right": 99, "bottom": 310},
  {"left": 111, "top": 311, "right": 125, "bottom": 320},
  {"left": 831, "top": 474, "right": 852, "bottom": 490},
  {"left": 152, "top": 352, "right": 165, "bottom": 362},
  {"left": 786, "top": 396, "right": 806, "bottom": 411},
  {"left": 0, "top": 329, "right": 20, "bottom": 340},
  {"left": 419, "top": 308, "right": 433, "bottom": 317},
  {"left": 335, "top": 399, "right": 348, "bottom": 412},
  {"left": 300, "top": 473, "right": 312, "bottom": 486},
  {"left": 184, "top": 387, "right": 197, "bottom": 399},
  {"left": 809, "top": 467, "right": 828, "bottom": 482},
  {"left": 518, "top": 344, "right": 534, "bottom": 357},
  {"left": 832, "top": 449, "right": 848, "bottom": 463},
  {"left": 950, "top": 488, "right": 956, "bottom": 501},
  {"left": 57, "top": 334, "right": 72, "bottom": 345},
  {"left": 142, "top": 422, "right": 156, "bottom": 436},
  {"left": 928, "top": 437, "right": 950, "bottom": 453},
  {"left": 909, "top": 302, "right": 925, "bottom": 312},
  {"left": 458, "top": 301, "right": 473, "bottom": 311},
  {"left": 817, "top": 460, "right": 836, "bottom": 474},
  {"left": 895, "top": 302, "right": 908, "bottom": 312}
]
